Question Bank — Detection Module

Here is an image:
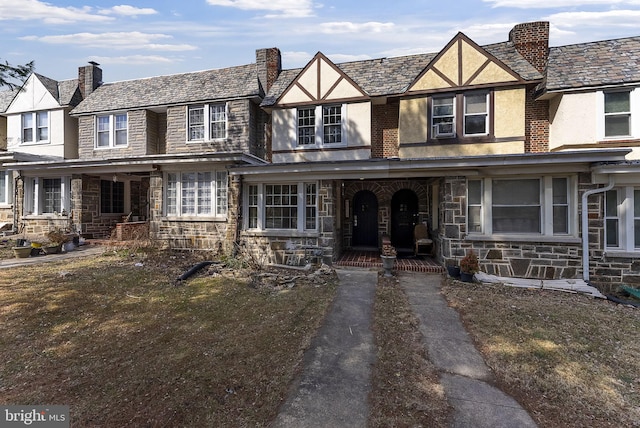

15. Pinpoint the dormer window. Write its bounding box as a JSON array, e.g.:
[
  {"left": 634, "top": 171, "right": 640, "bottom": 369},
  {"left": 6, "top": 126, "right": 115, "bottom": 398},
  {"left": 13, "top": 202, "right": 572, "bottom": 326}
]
[
  {"left": 188, "top": 103, "right": 227, "bottom": 142},
  {"left": 296, "top": 104, "right": 345, "bottom": 147},
  {"left": 21, "top": 111, "right": 49, "bottom": 144}
]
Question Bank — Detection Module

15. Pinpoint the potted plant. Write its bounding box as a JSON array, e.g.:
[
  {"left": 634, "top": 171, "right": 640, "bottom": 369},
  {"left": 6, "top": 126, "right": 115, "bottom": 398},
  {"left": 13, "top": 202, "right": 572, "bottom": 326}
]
[
  {"left": 12, "top": 244, "right": 32, "bottom": 258},
  {"left": 381, "top": 242, "right": 397, "bottom": 277},
  {"left": 459, "top": 250, "right": 479, "bottom": 282},
  {"left": 43, "top": 229, "right": 70, "bottom": 254}
]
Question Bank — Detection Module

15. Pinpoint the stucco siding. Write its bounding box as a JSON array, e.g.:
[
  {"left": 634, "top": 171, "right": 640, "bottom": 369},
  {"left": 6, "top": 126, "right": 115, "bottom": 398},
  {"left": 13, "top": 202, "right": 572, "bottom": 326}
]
[
  {"left": 549, "top": 92, "right": 597, "bottom": 150},
  {"left": 398, "top": 98, "right": 428, "bottom": 144},
  {"left": 399, "top": 141, "right": 524, "bottom": 158},
  {"left": 494, "top": 88, "right": 525, "bottom": 138}
]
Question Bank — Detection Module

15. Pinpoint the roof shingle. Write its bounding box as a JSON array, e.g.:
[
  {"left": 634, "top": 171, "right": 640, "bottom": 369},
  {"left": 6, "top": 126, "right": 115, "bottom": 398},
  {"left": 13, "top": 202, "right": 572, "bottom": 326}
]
[{"left": 71, "top": 64, "right": 260, "bottom": 115}]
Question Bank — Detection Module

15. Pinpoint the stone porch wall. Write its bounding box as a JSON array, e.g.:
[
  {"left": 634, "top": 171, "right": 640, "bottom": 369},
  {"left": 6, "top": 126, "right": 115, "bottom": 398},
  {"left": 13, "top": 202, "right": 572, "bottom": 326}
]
[
  {"left": 238, "top": 179, "right": 338, "bottom": 266},
  {"left": 438, "top": 174, "right": 640, "bottom": 292}
]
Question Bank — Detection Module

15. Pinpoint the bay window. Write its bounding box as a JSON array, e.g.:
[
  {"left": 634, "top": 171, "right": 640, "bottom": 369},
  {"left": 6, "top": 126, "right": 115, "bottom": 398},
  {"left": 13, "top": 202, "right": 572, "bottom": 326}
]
[
  {"left": 467, "top": 176, "right": 574, "bottom": 237},
  {"left": 165, "top": 170, "right": 227, "bottom": 217},
  {"left": 245, "top": 182, "right": 318, "bottom": 232}
]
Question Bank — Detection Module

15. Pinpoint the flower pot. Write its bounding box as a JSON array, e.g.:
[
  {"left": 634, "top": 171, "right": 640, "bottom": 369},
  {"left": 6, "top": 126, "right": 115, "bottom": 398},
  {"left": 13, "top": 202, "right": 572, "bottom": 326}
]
[
  {"left": 63, "top": 242, "right": 76, "bottom": 252},
  {"left": 447, "top": 266, "right": 461, "bottom": 278},
  {"left": 13, "top": 247, "right": 32, "bottom": 258},
  {"left": 460, "top": 271, "right": 475, "bottom": 282},
  {"left": 381, "top": 255, "right": 396, "bottom": 278}
]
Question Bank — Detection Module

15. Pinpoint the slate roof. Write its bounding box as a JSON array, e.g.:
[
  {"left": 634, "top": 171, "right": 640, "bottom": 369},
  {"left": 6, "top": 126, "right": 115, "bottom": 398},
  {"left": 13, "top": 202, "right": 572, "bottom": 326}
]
[
  {"left": 33, "top": 74, "right": 81, "bottom": 107},
  {"left": 71, "top": 64, "right": 260, "bottom": 115},
  {"left": 0, "top": 89, "right": 18, "bottom": 113},
  {"left": 546, "top": 36, "right": 640, "bottom": 91},
  {"left": 263, "top": 41, "right": 542, "bottom": 107}
]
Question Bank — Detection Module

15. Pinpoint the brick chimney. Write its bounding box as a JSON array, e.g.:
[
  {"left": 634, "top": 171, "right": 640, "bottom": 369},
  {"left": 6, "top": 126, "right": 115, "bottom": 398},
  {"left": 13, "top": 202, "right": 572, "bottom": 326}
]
[
  {"left": 509, "top": 21, "right": 549, "bottom": 74},
  {"left": 256, "top": 48, "right": 281, "bottom": 95},
  {"left": 78, "top": 61, "right": 103, "bottom": 99}
]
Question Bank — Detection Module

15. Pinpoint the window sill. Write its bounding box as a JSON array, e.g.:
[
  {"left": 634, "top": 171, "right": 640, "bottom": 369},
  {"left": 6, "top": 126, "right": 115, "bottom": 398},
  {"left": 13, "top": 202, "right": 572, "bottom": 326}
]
[
  {"left": 23, "top": 214, "right": 70, "bottom": 220},
  {"left": 186, "top": 139, "right": 228, "bottom": 144},
  {"left": 466, "top": 234, "right": 581, "bottom": 244},
  {"left": 20, "top": 141, "right": 50, "bottom": 146},
  {"left": 94, "top": 146, "right": 129, "bottom": 150},
  {"left": 161, "top": 216, "right": 227, "bottom": 222},
  {"left": 604, "top": 251, "right": 640, "bottom": 258},
  {"left": 241, "top": 229, "right": 319, "bottom": 238}
]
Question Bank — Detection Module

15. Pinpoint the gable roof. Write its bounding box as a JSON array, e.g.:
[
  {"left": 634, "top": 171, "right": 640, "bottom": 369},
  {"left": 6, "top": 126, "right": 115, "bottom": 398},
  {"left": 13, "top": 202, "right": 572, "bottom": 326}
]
[
  {"left": 262, "top": 40, "right": 541, "bottom": 107},
  {"left": 546, "top": 36, "right": 640, "bottom": 91},
  {"left": 71, "top": 64, "right": 260, "bottom": 115},
  {"left": 33, "top": 73, "right": 81, "bottom": 107}
]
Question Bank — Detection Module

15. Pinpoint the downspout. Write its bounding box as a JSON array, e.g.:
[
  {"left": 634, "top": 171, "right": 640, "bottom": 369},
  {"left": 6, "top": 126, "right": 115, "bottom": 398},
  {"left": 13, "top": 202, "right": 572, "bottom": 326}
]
[{"left": 581, "top": 175, "right": 615, "bottom": 282}]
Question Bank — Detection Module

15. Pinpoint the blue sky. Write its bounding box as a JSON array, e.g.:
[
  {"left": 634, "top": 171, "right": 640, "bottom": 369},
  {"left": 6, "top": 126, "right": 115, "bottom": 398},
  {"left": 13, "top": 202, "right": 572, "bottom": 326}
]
[{"left": 2, "top": 0, "right": 640, "bottom": 83}]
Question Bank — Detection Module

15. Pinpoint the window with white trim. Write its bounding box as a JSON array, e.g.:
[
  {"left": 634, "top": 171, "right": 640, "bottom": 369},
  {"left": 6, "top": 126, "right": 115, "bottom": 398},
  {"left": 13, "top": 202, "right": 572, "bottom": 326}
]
[
  {"left": 464, "top": 93, "right": 488, "bottom": 136},
  {"left": 245, "top": 182, "right": 318, "bottom": 231},
  {"left": 21, "top": 111, "right": 49, "bottom": 144},
  {"left": 432, "top": 96, "right": 455, "bottom": 137},
  {"left": 96, "top": 113, "right": 127, "bottom": 148},
  {"left": 24, "top": 176, "right": 70, "bottom": 215},
  {"left": 296, "top": 105, "right": 345, "bottom": 147},
  {"left": 605, "top": 187, "right": 640, "bottom": 251},
  {"left": 0, "top": 171, "right": 12, "bottom": 205},
  {"left": 604, "top": 91, "right": 631, "bottom": 138},
  {"left": 187, "top": 103, "right": 227, "bottom": 142},
  {"left": 467, "top": 176, "right": 573, "bottom": 236},
  {"left": 165, "top": 170, "right": 227, "bottom": 217}
]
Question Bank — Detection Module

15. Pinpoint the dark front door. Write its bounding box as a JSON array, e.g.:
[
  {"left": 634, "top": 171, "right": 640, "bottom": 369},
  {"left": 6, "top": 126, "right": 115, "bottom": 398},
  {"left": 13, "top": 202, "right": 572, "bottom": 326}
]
[
  {"left": 352, "top": 190, "right": 378, "bottom": 248},
  {"left": 391, "top": 189, "right": 419, "bottom": 250}
]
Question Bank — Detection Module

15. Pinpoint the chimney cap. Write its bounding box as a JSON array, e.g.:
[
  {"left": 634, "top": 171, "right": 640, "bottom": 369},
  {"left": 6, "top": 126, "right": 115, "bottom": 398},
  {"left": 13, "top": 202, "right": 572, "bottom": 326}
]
[{"left": 88, "top": 61, "right": 100, "bottom": 66}]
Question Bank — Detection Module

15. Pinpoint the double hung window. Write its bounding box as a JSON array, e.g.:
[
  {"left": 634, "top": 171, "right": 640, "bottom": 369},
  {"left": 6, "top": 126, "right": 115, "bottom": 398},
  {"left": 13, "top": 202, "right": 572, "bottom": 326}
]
[
  {"left": 605, "top": 187, "right": 640, "bottom": 251},
  {"left": 21, "top": 111, "right": 49, "bottom": 144},
  {"left": 296, "top": 105, "right": 344, "bottom": 146},
  {"left": 604, "top": 91, "right": 631, "bottom": 138},
  {"left": 188, "top": 103, "right": 227, "bottom": 142},
  {"left": 96, "top": 114, "right": 128, "bottom": 148},
  {"left": 431, "top": 92, "right": 489, "bottom": 138},
  {"left": 245, "top": 182, "right": 318, "bottom": 232}
]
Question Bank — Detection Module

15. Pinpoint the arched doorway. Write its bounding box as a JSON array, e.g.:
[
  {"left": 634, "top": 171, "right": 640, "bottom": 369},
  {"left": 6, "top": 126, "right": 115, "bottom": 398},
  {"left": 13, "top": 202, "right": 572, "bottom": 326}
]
[
  {"left": 391, "top": 189, "right": 419, "bottom": 250},
  {"left": 352, "top": 190, "right": 378, "bottom": 248}
]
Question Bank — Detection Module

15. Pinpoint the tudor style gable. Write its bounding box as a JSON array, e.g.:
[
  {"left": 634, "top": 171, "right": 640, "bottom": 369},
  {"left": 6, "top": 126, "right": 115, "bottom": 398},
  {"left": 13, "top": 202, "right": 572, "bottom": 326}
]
[
  {"left": 271, "top": 52, "right": 372, "bottom": 163},
  {"left": 399, "top": 32, "right": 531, "bottom": 158}
]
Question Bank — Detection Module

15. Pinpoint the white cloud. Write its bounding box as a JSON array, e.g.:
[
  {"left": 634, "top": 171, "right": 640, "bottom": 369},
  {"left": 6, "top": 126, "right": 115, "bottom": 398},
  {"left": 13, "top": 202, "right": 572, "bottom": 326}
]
[
  {"left": 319, "top": 22, "right": 395, "bottom": 34},
  {"left": 99, "top": 5, "right": 158, "bottom": 16},
  {"left": 547, "top": 9, "right": 640, "bottom": 28},
  {"left": 20, "top": 32, "right": 198, "bottom": 51},
  {"left": 206, "top": 0, "right": 315, "bottom": 18},
  {"left": 484, "top": 0, "right": 640, "bottom": 8},
  {"left": 0, "top": 0, "right": 112, "bottom": 24},
  {"left": 88, "top": 55, "right": 175, "bottom": 65}
]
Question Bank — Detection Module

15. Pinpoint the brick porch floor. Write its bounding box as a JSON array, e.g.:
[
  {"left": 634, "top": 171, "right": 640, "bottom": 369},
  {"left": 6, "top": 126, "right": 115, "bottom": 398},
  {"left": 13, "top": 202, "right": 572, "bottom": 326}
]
[{"left": 335, "top": 250, "right": 445, "bottom": 273}]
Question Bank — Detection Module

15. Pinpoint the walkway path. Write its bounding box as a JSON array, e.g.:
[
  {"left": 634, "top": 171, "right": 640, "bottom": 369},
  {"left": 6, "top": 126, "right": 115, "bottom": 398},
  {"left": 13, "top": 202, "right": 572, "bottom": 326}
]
[
  {"left": 0, "top": 244, "right": 105, "bottom": 269},
  {"left": 402, "top": 272, "right": 538, "bottom": 428},
  {"left": 272, "top": 268, "right": 377, "bottom": 428}
]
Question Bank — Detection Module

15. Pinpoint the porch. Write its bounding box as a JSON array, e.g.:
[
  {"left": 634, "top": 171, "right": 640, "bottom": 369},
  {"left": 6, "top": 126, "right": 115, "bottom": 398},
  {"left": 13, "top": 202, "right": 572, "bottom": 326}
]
[{"left": 335, "top": 249, "right": 444, "bottom": 273}]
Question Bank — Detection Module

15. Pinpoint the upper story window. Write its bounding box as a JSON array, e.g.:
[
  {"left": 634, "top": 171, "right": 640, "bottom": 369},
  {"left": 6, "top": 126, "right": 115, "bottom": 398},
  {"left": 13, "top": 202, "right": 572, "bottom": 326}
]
[
  {"left": 296, "top": 105, "right": 345, "bottom": 147},
  {"left": 96, "top": 114, "right": 128, "bottom": 148},
  {"left": 188, "top": 103, "right": 227, "bottom": 142},
  {"left": 467, "top": 176, "right": 574, "bottom": 237},
  {"left": 604, "top": 91, "right": 631, "bottom": 138},
  {"left": 21, "top": 111, "right": 49, "bottom": 144},
  {"left": 431, "top": 92, "right": 489, "bottom": 139}
]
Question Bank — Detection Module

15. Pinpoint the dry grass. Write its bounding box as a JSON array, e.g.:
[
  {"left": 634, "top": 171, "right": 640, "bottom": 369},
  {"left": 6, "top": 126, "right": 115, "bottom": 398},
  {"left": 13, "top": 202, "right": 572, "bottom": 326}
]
[
  {"left": 442, "top": 280, "right": 640, "bottom": 428},
  {"left": 369, "top": 274, "right": 452, "bottom": 427},
  {"left": 0, "top": 249, "right": 337, "bottom": 427}
]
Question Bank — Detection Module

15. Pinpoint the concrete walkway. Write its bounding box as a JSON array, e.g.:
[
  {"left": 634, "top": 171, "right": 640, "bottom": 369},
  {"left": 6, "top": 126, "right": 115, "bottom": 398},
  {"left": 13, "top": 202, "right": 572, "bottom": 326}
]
[
  {"left": 402, "top": 271, "right": 538, "bottom": 428},
  {"left": 272, "top": 268, "right": 377, "bottom": 428},
  {"left": 0, "top": 244, "right": 105, "bottom": 269}
]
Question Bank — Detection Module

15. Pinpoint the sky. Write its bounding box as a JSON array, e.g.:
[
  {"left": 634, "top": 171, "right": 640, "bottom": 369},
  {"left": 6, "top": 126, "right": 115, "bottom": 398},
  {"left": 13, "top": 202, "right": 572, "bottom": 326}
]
[{"left": 2, "top": 0, "right": 640, "bottom": 83}]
